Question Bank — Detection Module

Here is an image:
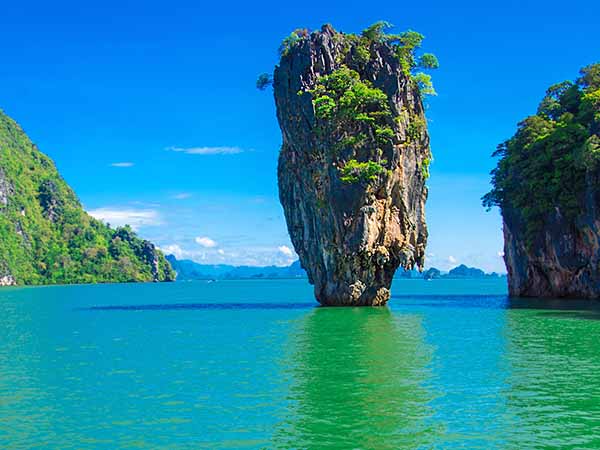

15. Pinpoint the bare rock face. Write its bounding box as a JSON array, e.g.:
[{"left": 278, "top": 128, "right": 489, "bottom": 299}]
[
  {"left": 0, "top": 262, "right": 15, "bottom": 286},
  {"left": 0, "top": 167, "right": 13, "bottom": 211},
  {"left": 503, "top": 176, "right": 600, "bottom": 298},
  {"left": 274, "top": 25, "right": 431, "bottom": 306}
]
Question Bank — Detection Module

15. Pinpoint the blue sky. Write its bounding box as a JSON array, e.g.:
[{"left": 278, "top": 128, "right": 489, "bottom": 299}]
[{"left": 1, "top": 0, "right": 598, "bottom": 272}]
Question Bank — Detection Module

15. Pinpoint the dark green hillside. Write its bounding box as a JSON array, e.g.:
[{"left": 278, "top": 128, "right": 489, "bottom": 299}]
[{"left": 0, "top": 110, "right": 175, "bottom": 285}]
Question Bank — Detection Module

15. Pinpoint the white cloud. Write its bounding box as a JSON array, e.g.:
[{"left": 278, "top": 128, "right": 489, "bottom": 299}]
[
  {"left": 167, "top": 146, "right": 243, "bottom": 155},
  {"left": 110, "top": 162, "right": 134, "bottom": 167},
  {"left": 160, "top": 244, "right": 185, "bottom": 259},
  {"left": 172, "top": 193, "right": 192, "bottom": 200},
  {"left": 87, "top": 208, "right": 161, "bottom": 230},
  {"left": 155, "top": 242, "right": 298, "bottom": 267},
  {"left": 195, "top": 236, "right": 217, "bottom": 248},
  {"left": 497, "top": 251, "right": 505, "bottom": 257},
  {"left": 448, "top": 255, "right": 458, "bottom": 264},
  {"left": 278, "top": 245, "right": 294, "bottom": 257}
]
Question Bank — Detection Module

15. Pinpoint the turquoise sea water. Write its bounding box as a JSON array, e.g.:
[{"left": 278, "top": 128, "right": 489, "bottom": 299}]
[{"left": 2, "top": 278, "right": 600, "bottom": 449}]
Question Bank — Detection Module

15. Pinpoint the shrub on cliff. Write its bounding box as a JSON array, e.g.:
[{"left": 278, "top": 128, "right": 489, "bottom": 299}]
[
  {"left": 483, "top": 63, "right": 600, "bottom": 242},
  {"left": 258, "top": 22, "right": 439, "bottom": 97}
]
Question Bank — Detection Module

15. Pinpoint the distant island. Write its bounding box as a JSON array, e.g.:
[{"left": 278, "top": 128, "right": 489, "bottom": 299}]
[
  {"left": 167, "top": 255, "right": 503, "bottom": 281},
  {"left": 166, "top": 255, "right": 307, "bottom": 280},
  {"left": 397, "top": 264, "right": 505, "bottom": 280}
]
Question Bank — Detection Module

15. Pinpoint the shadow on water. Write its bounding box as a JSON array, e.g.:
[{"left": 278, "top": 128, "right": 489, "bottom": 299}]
[
  {"left": 391, "top": 294, "right": 509, "bottom": 309},
  {"left": 508, "top": 297, "right": 600, "bottom": 320},
  {"left": 272, "top": 307, "right": 442, "bottom": 449},
  {"left": 78, "top": 302, "right": 316, "bottom": 311},
  {"left": 391, "top": 294, "right": 600, "bottom": 319}
]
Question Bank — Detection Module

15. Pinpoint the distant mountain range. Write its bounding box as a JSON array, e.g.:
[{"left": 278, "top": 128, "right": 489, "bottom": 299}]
[
  {"left": 166, "top": 256, "right": 505, "bottom": 281},
  {"left": 166, "top": 255, "right": 307, "bottom": 280}
]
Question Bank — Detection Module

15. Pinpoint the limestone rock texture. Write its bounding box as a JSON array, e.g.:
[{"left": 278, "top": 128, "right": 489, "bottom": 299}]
[
  {"left": 274, "top": 25, "right": 431, "bottom": 306},
  {"left": 503, "top": 183, "right": 600, "bottom": 298}
]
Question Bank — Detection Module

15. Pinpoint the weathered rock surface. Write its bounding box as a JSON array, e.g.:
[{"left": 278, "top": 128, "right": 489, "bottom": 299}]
[
  {"left": 0, "top": 167, "right": 13, "bottom": 211},
  {"left": 274, "top": 25, "right": 430, "bottom": 306},
  {"left": 0, "top": 262, "right": 15, "bottom": 286},
  {"left": 503, "top": 177, "right": 600, "bottom": 298}
]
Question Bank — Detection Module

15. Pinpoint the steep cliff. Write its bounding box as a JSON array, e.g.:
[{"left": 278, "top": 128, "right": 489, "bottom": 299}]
[
  {"left": 0, "top": 109, "right": 175, "bottom": 286},
  {"left": 484, "top": 63, "right": 600, "bottom": 298},
  {"left": 272, "top": 23, "right": 436, "bottom": 305}
]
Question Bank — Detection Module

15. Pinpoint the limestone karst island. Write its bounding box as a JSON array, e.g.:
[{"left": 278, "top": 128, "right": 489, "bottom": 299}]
[
  {"left": 268, "top": 23, "right": 434, "bottom": 306},
  {"left": 484, "top": 63, "right": 600, "bottom": 298},
  {"left": 1, "top": 4, "right": 600, "bottom": 448}
]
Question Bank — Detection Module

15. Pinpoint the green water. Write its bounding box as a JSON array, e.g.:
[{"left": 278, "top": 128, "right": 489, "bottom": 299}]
[{"left": 1, "top": 279, "right": 600, "bottom": 449}]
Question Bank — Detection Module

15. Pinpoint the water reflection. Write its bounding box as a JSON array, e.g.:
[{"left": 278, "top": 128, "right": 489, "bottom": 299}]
[
  {"left": 503, "top": 307, "right": 600, "bottom": 448},
  {"left": 273, "top": 307, "right": 441, "bottom": 449}
]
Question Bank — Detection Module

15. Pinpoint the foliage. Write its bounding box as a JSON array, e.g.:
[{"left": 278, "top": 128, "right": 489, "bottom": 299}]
[
  {"left": 361, "top": 21, "right": 394, "bottom": 42},
  {"left": 354, "top": 44, "right": 371, "bottom": 66},
  {"left": 421, "top": 157, "right": 432, "bottom": 179},
  {"left": 256, "top": 73, "right": 273, "bottom": 90},
  {"left": 258, "top": 21, "right": 439, "bottom": 99},
  {"left": 340, "top": 159, "right": 387, "bottom": 183},
  {"left": 309, "top": 66, "right": 391, "bottom": 128},
  {"left": 279, "top": 28, "right": 310, "bottom": 57},
  {"left": 308, "top": 66, "right": 394, "bottom": 182},
  {"left": 418, "top": 53, "right": 439, "bottom": 70},
  {"left": 483, "top": 63, "right": 600, "bottom": 242},
  {"left": 578, "top": 63, "right": 600, "bottom": 91},
  {"left": 359, "top": 23, "right": 438, "bottom": 95},
  {"left": 0, "top": 110, "right": 176, "bottom": 285},
  {"left": 407, "top": 116, "right": 426, "bottom": 142},
  {"left": 413, "top": 73, "right": 436, "bottom": 96}
]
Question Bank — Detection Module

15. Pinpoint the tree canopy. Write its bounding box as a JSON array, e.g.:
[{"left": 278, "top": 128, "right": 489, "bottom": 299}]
[{"left": 483, "top": 63, "right": 600, "bottom": 241}]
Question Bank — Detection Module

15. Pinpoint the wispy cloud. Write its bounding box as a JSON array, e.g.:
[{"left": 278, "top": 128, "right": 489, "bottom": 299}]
[
  {"left": 195, "top": 236, "right": 217, "bottom": 248},
  {"left": 167, "top": 146, "right": 243, "bottom": 155},
  {"left": 278, "top": 245, "right": 294, "bottom": 257},
  {"left": 172, "top": 193, "right": 192, "bottom": 200},
  {"left": 110, "top": 162, "right": 135, "bottom": 167},
  {"left": 87, "top": 207, "right": 161, "bottom": 231},
  {"left": 160, "top": 244, "right": 186, "bottom": 259},
  {"left": 157, "top": 242, "right": 298, "bottom": 267}
]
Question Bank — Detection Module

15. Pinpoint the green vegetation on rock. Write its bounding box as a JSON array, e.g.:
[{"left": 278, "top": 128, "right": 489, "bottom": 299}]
[
  {"left": 259, "top": 21, "right": 439, "bottom": 97},
  {"left": 483, "top": 63, "right": 600, "bottom": 242},
  {"left": 257, "top": 22, "right": 436, "bottom": 186},
  {"left": 0, "top": 110, "right": 175, "bottom": 285},
  {"left": 306, "top": 66, "right": 393, "bottom": 183},
  {"left": 279, "top": 28, "right": 310, "bottom": 56},
  {"left": 359, "top": 22, "right": 438, "bottom": 94},
  {"left": 340, "top": 159, "right": 387, "bottom": 183}
]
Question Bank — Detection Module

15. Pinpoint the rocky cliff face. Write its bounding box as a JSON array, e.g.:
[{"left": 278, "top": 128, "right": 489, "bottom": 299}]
[
  {"left": 274, "top": 25, "right": 431, "bottom": 305},
  {"left": 503, "top": 178, "right": 600, "bottom": 298}
]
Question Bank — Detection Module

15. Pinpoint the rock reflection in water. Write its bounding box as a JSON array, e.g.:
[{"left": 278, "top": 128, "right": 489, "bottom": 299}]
[{"left": 273, "top": 307, "right": 441, "bottom": 449}]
